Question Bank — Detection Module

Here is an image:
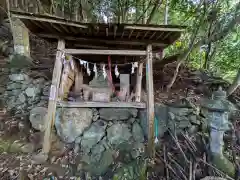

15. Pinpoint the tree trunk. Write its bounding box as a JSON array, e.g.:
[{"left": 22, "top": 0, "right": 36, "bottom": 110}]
[
  {"left": 227, "top": 70, "right": 240, "bottom": 96},
  {"left": 164, "top": 0, "right": 168, "bottom": 24},
  {"left": 146, "top": 0, "right": 162, "bottom": 24}
]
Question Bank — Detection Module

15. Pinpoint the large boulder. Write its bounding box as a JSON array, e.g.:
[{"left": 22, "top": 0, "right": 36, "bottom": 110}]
[
  {"left": 107, "top": 123, "right": 132, "bottom": 146},
  {"left": 132, "top": 122, "right": 144, "bottom": 143},
  {"left": 99, "top": 108, "right": 138, "bottom": 121},
  {"left": 55, "top": 108, "right": 93, "bottom": 143},
  {"left": 81, "top": 149, "right": 114, "bottom": 175},
  {"left": 29, "top": 107, "right": 47, "bottom": 131},
  {"left": 81, "top": 120, "right": 107, "bottom": 153},
  {"left": 25, "top": 86, "right": 41, "bottom": 97}
]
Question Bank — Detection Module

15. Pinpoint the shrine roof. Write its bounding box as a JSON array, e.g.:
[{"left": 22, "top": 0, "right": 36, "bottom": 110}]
[{"left": 11, "top": 11, "right": 186, "bottom": 52}]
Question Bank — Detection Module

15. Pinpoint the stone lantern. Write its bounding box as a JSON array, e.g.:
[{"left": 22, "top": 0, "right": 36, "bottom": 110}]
[{"left": 201, "top": 87, "right": 235, "bottom": 177}]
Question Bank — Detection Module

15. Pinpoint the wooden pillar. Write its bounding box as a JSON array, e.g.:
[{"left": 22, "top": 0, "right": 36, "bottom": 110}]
[
  {"left": 135, "top": 62, "right": 143, "bottom": 102},
  {"left": 42, "top": 39, "right": 65, "bottom": 155},
  {"left": 146, "top": 44, "right": 155, "bottom": 158}
]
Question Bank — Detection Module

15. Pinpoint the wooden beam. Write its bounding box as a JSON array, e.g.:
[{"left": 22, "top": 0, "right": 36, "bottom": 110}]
[
  {"left": 121, "top": 30, "right": 125, "bottom": 38},
  {"left": 149, "top": 32, "right": 156, "bottom": 40},
  {"left": 11, "top": 13, "right": 88, "bottom": 29},
  {"left": 106, "top": 28, "right": 109, "bottom": 37},
  {"left": 57, "top": 101, "right": 146, "bottom": 108},
  {"left": 135, "top": 62, "right": 143, "bottom": 102},
  {"left": 143, "top": 31, "right": 150, "bottom": 39},
  {"left": 156, "top": 32, "right": 164, "bottom": 40},
  {"left": 128, "top": 29, "right": 134, "bottom": 39},
  {"left": 37, "top": 33, "right": 167, "bottom": 47},
  {"left": 146, "top": 44, "right": 155, "bottom": 158},
  {"left": 42, "top": 39, "right": 65, "bottom": 155},
  {"left": 125, "top": 25, "right": 185, "bottom": 32},
  {"left": 59, "top": 24, "right": 70, "bottom": 33},
  {"left": 30, "top": 19, "right": 44, "bottom": 30},
  {"left": 120, "top": 74, "right": 130, "bottom": 100},
  {"left": 50, "top": 24, "right": 63, "bottom": 33},
  {"left": 64, "top": 49, "right": 147, "bottom": 56},
  {"left": 162, "top": 32, "right": 172, "bottom": 40},
  {"left": 114, "top": 25, "right": 117, "bottom": 38}
]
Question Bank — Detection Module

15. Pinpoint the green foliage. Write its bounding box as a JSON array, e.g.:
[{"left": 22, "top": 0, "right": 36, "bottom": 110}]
[{"left": 42, "top": 0, "right": 239, "bottom": 81}]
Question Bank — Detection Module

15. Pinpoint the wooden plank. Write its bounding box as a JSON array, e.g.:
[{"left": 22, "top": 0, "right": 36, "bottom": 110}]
[
  {"left": 135, "top": 62, "right": 143, "bottom": 102},
  {"left": 106, "top": 28, "right": 109, "bottom": 37},
  {"left": 149, "top": 32, "right": 156, "bottom": 40},
  {"left": 156, "top": 32, "right": 164, "bottom": 40},
  {"left": 11, "top": 13, "right": 88, "bottom": 28},
  {"left": 143, "top": 31, "right": 150, "bottom": 39},
  {"left": 59, "top": 24, "right": 70, "bottom": 33},
  {"left": 114, "top": 25, "right": 117, "bottom": 38},
  {"left": 146, "top": 44, "right": 155, "bottom": 158},
  {"left": 64, "top": 49, "right": 147, "bottom": 56},
  {"left": 42, "top": 39, "right": 65, "bottom": 155},
  {"left": 162, "top": 32, "right": 172, "bottom": 40},
  {"left": 57, "top": 101, "right": 146, "bottom": 108},
  {"left": 128, "top": 29, "right": 134, "bottom": 39},
  {"left": 125, "top": 25, "right": 185, "bottom": 32},
  {"left": 37, "top": 33, "right": 167, "bottom": 47},
  {"left": 120, "top": 74, "right": 130, "bottom": 100}
]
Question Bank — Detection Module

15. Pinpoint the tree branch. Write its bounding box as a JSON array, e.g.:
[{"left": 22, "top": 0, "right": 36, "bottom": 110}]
[
  {"left": 166, "top": 1, "right": 205, "bottom": 90},
  {"left": 158, "top": 2, "right": 240, "bottom": 69},
  {"left": 227, "top": 69, "right": 240, "bottom": 96},
  {"left": 135, "top": 0, "right": 153, "bottom": 23},
  {"left": 146, "top": 0, "right": 162, "bottom": 24}
]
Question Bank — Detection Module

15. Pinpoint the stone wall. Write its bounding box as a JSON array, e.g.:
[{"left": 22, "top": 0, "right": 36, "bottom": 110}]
[
  {"left": 55, "top": 107, "right": 145, "bottom": 176},
  {"left": 139, "top": 100, "right": 203, "bottom": 139},
  {"left": 1, "top": 69, "right": 205, "bottom": 178},
  {"left": 1, "top": 69, "right": 50, "bottom": 116}
]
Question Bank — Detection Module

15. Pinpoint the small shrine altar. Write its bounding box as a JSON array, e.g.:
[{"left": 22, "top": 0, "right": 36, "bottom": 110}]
[{"left": 10, "top": 10, "right": 185, "bottom": 158}]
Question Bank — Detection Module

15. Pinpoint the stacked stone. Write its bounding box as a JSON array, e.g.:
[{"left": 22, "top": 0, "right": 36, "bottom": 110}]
[
  {"left": 0, "top": 68, "right": 9, "bottom": 103},
  {"left": 139, "top": 101, "right": 203, "bottom": 139},
  {"left": 167, "top": 106, "right": 201, "bottom": 134},
  {"left": 2, "top": 69, "right": 50, "bottom": 116},
  {"left": 54, "top": 107, "right": 145, "bottom": 176}
]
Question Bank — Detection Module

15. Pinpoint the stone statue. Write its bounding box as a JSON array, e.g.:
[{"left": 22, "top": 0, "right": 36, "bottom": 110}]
[{"left": 200, "top": 87, "right": 235, "bottom": 177}]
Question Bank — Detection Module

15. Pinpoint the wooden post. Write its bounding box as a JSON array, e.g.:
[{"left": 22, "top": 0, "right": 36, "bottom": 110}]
[
  {"left": 42, "top": 39, "right": 65, "bottom": 155},
  {"left": 135, "top": 62, "right": 143, "bottom": 102},
  {"left": 146, "top": 44, "right": 155, "bottom": 158},
  {"left": 120, "top": 74, "right": 130, "bottom": 100}
]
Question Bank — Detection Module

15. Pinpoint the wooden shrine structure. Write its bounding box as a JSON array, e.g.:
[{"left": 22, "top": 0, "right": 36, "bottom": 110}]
[{"left": 9, "top": 10, "right": 185, "bottom": 158}]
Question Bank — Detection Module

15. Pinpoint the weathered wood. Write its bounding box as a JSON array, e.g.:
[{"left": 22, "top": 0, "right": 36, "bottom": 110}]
[
  {"left": 135, "top": 62, "right": 143, "bottom": 102},
  {"left": 114, "top": 25, "right": 117, "bottom": 38},
  {"left": 156, "top": 32, "right": 164, "bottom": 40},
  {"left": 11, "top": 13, "right": 88, "bottom": 28},
  {"left": 57, "top": 101, "right": 146, "bottom": 108},
  {"left": 74, "top": 69, "right": 83, "bottom": 93},
  {"left": 119, "top": 74, "right": 130, "bottom": 101},
  {"left": 128, "top": 29, "right": 134, "bottom": 39},
  {"left": 146, "top": 44, "right": 155, "bottom": 158},
  {"left": 37, "top": 33, "right": 167, "bottom": 47},
  {"left": 42, "top": 39, "right": 65, "bottom": 155},
  {"left": 124, "top": 25, "right": 185, "bottom": 32},
  {"left": 64, "top": 49, "right": 147, "bottom": 56},
  {"left": 58, "top": 56, "right": 76, "bottom": 100},
  {"left": 149, "top": 32, "right": 156, "bottom": 40}
]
